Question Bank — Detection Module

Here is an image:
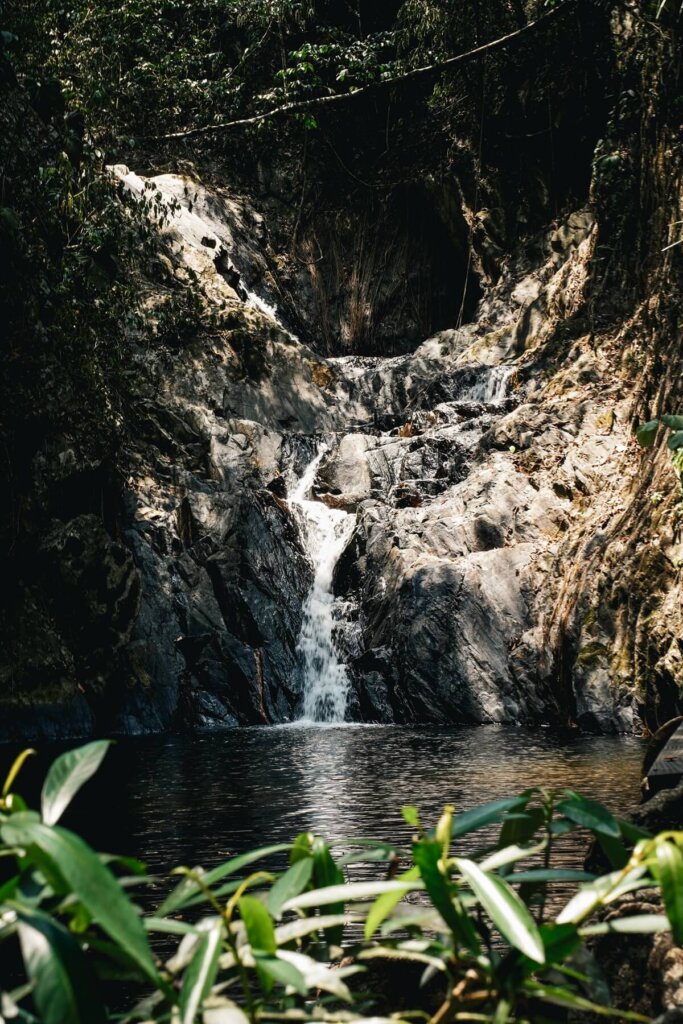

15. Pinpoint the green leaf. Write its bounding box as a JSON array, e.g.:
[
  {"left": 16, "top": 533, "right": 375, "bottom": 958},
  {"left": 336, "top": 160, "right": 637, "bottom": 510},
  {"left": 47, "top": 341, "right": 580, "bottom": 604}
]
[
  {"left": 557, "top": 866, "right": 647, "bottom": 924},
  {"left": 253, "top": 954, "right": 307, "bottom": 995},
  {"left": 19, "top": 835, "right": 69, "bottom": 895},
  {"left": 180, "top": 920, "right": 223, "bottom": 1024},
  {"left": 159, "top": 843, "right": 291, "bottom": 914},
  {"left": 15, "top": 905, "right": 106, "bottom": 1024},
  {"left": 656, "top": 840, "right": 683, "bottom": 943},
  {"left": 311, "top": 837, "right": 344, "bottom": 890},
  {"left": 202, "top": 997, "right": 251, "bottom": 1024},
  {"left": 365, "top": 866, "right": 421, "bottom": 939},
  {"left": 668, "top": 430, "right": 683, "bottom": 451},
  {"left": 0, "top": 988, "right": 30, "bottom": 1024},
  {"left": 597, "top": 833, "right": 630, "bottom": 869},
  {"left": 357, "top": 946, "right": 446, "bottom": 972},
  {"left": 617, "top": 818, "right": 652, "bottom": 843},
  {"left": 274, "top": 949, "right": 356, "bottom": 999},
  {"left": 581, "top": 914, "right": 671, "bottom": 936},
  {"left": 453, "top": 857, "right": 544, "bottom": 963},
  {"left": 101, "top": 852, "right": 147, "bottom": 875},
  {"left": 380, "top": 908, "right": 444, "bottom": 935},
  {"left": 275, "top": 913, "right": 352, "bottom": 945},
  {"left": 267, "top": 857, "right": 313, "bottom": 918},
  {"left": 556, "top": 792, "right": 620, "bottom": 838},
  {"left": 163, "top": 876, "right": 245, "bottom": 913},
  {"left": 498, "top": 806, "right": 546, "bottom": 854},
  {"left": 549, "top": 818, "right": 574, "bottom": 836},
  {"left": 636, "top": 419, "right": 659, "bottom": 447},
  {"left": 537, "top": 922, "right": 581, "bottom": 966},
  {"left": 527, "top": 982, "right": 650, "bottom": 1021},
  {"left": 239, "top": 895, "right": 276, "bottom": 954},
  {"left": 3, "top": 792, "right": 28, "bottom": 813},
  {"left": 413, "top": 841, "right": 479, "bottom": 952},
  {"left": 452, "top": 796, "right": 529, "bottom": 838},
  {"left": 311, "top": 838, "right": 345, "bottom": 945},
  {"left": 493, "top": 998, "right": 511, "bottom": 1024},
  {"left": 80, "top": 935, "right": 146, "bottom": 986},
  {"left": 1, "top": 816, "right": 159, "bottom": 985},
  {"left": 289, "top": 832, "right": 314, "bottom": 865},
  {"left": 480, "top": 841, "right": 546, "bottom": 873},
  {"left": 2, "top": 749, "right": 36, "bottom": 799},
  {"left": 0, "top": 874, "right": 20, "bottom": 902},
  {"left": 338, "top": 844, "right": 399, "bottom": 865},
  {"left": 282, "top": 879, "right": 420, "bottom": 912},
  {"left": 402, "top": 806, "right": 420, "bottom": 827},
  {"left": 507, "top": 869, "right": 595, "bottom": 884},
  {"left": 660, "top": 414, "right": 683, "bottom": 430},
  {"left": 41, "top": 741, "right": 111, "bottom": 826},
  {"left": 145, "top": 917, "right": 199, "bottom": 936},
  {"left": 199, "top": 845, "right": 290, "bottom": 883}
]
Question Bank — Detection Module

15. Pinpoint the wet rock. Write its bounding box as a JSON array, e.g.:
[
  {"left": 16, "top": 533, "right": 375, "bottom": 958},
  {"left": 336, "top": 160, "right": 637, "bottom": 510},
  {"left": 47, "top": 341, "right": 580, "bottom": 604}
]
[
  {"left": 632, "top": 779, "right": 683, "bottom": 833},
  {"left": 472, "top": 515, "right": 504, "bottom": 551},
  {"left": 40, "top": 514, "right": 141, "bottom": 658},
  {"left": 350, "top": 648, "right": 397, "bottom": 722},
  {"left": 224, "top": 332, "right": 349, "bottom": 433},
  {"left": 266, "top": 475, "right": 288, "bottom": 498},
  {"left": 122, "top": 483, "right": 311, "bottom": 728},
  {"left": 190, "top": 690, "right": 239, "bottom": 730},
  {"left": 654, "top": 1012, "right": 683, "bottom": 1024},
  {"left": 394, "top": 490, "right": 422, "bottom": 509},
  {"left": 0, "top": 697, "right": 96, "bottom": 743},
  {"left": 318, "top": 433, "right": 373, "bottom": 505},
  {"left": 589, "top": 892, "right": 683, "bottom": 1021}
]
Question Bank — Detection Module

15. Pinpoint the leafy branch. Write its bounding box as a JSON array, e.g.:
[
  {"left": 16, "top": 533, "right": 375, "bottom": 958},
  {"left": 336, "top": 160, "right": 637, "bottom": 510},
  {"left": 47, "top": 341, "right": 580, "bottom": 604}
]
[
  {"left": 156, "top": 0, "right": 578, "bottom": 140},
  {"left": 636, "top": 414, "right": 683, "bottom": 482}
]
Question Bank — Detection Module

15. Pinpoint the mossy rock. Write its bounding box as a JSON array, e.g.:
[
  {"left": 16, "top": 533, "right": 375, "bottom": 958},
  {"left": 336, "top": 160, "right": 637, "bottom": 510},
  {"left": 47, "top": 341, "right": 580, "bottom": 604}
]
[{"left": 577, "top": 640, "right": 610, "bottom": 666}]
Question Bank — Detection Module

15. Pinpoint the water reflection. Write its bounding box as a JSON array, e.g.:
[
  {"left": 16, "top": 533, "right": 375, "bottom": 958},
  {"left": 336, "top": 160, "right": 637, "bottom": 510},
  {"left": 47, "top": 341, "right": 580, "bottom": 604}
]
[{"left": 67, "top": 724, "right": 644, "bottom": 879}]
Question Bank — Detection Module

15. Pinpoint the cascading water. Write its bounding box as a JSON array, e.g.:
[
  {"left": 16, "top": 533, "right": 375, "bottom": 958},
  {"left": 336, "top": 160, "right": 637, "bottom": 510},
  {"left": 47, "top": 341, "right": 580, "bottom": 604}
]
[
  {"left": 470, "top": 364, "right": 515, "bottom": 403},
  {"left": 244, "top": 288, "right": 299, "bottom": 341},
  {"left": 290, "top": 447, "right": 355, "bottom": 723}
]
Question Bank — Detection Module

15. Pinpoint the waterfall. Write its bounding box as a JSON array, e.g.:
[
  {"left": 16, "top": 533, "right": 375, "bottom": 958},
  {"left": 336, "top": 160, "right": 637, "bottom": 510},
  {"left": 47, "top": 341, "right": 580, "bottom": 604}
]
[
  {"left": 244, "top": 288, "right": 282, "bottom": 324},
  {"left": 243, "top": 287, "right": 299, "bottom": 341},
  {"left": 469, "top": 365, "right": 515, "bottom": 403},
  {"left": 290, "top": 448, "right": 355, "bottom": 723}
]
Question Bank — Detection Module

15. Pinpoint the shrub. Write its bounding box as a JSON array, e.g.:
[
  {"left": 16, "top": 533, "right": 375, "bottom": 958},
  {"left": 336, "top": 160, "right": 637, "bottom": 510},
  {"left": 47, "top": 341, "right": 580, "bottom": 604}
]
[{"left": 1, "top": 742, "right": 681, "bottom": 1022}]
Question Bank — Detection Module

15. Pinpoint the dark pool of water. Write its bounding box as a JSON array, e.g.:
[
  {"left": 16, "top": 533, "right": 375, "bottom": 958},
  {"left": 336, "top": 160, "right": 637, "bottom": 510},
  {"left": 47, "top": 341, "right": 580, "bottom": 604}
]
[{"left": 40, "top": 724, "right": 644, "bottom": 880}]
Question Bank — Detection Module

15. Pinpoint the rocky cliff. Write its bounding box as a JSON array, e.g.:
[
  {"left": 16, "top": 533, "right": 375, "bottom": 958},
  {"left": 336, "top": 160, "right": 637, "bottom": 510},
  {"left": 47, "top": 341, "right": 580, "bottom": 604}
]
[{"left": 0, "top": 3, "right": 680, "bottom": 740}]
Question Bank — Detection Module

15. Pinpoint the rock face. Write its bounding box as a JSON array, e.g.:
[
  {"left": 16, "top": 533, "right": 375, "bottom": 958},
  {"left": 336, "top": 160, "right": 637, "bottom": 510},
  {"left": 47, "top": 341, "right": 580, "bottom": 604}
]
[{"left": 0, "top": 159, "right": 680, "bottom": 739}]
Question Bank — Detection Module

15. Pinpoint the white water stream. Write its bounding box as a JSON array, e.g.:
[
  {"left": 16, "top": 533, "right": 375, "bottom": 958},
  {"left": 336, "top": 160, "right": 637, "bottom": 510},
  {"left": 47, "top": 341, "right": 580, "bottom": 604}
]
[
  {"left": 470, "top": 364, "right": 515, "bottom": 403},
  {"left": 287, "top": 362, "right": 515, "bottom": 724},
  {"left": 290, "top": 448, "right": 355, "bottom": 723}
]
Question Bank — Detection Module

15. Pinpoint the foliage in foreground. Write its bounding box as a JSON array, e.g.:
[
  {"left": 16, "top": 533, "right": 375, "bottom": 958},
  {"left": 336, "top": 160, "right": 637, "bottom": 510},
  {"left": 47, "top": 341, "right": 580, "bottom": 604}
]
[
  {"left": 0, "top": 743, "right": 682, "bottom": 1024},
  {"left": 637, "top": 415, "right": 683, "bottom": 483}
]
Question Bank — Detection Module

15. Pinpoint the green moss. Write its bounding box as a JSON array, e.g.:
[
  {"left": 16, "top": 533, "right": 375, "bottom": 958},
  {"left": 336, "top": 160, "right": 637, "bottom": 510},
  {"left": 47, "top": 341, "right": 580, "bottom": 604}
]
[
  {"left": 577, "top": 641, "right": 609, "bottom": 666},
  {"left": 583, "top": 606, "right": 598, "bottom": 628}
]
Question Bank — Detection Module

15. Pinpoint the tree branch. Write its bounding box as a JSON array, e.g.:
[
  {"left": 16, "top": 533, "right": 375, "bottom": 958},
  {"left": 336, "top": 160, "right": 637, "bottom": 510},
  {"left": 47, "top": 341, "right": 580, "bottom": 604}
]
[{"left": 157, "top": 0, "right": 578, "bottom": 141}]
